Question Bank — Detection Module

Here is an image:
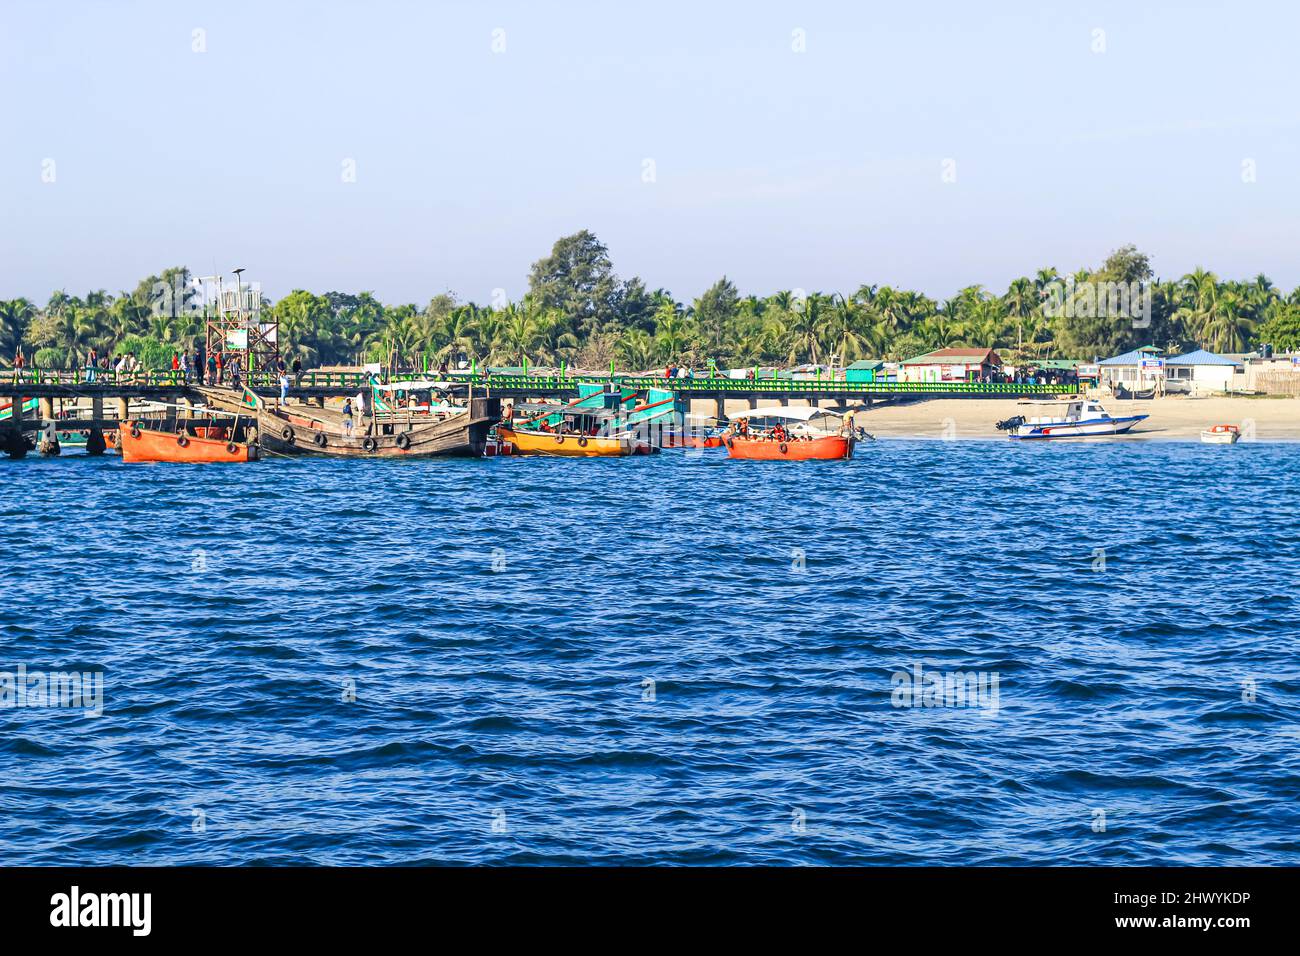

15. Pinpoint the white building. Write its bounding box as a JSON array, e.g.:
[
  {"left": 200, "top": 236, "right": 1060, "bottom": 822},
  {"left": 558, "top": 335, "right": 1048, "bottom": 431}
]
[{"left": 1164, "top": 349, "right": 1243, "bottom": 395}]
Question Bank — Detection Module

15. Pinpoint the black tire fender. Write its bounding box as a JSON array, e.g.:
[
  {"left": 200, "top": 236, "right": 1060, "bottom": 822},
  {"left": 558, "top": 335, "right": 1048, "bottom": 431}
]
[
  {"left": 314, "top": 432, "right": 328, "bottom": 448},
  {"left": 395, "top": 432, "right": 411, "bottom": 450}
]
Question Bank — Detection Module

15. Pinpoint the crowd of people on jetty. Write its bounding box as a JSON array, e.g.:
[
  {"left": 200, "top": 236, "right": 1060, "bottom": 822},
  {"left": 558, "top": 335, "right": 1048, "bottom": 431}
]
[{"left": 8, "top": 345, "right": 306, "bottom": 394}]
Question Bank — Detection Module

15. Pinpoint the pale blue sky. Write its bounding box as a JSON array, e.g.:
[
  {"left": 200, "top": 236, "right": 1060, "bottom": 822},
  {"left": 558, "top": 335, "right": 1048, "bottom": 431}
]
[{"left": 2, "top": 0, "right": 1298, "bottom": 305}]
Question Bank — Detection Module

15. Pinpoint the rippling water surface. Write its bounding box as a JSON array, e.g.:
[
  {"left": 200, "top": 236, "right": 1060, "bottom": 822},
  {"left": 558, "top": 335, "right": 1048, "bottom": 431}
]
[{"left": 4, "top": 439, "right": 1299, "bottom": 865}]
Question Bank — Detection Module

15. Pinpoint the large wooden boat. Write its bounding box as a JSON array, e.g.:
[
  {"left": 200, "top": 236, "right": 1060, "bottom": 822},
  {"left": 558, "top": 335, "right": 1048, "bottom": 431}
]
[
  {"left": 497, "top": 426, "right": 657, "bottom": 457},
  {"left": 119, "top": 419, "right": 257, "bottom": 463},
  {"left": 256, "top": 396, "right": 500, "bottom": 458}
]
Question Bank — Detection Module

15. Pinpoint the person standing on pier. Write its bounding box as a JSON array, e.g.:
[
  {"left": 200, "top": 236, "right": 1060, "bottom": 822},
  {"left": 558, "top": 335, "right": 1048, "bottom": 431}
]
[
  {"left": 86, "top": 347, "right": 98, "bottom": 383},
  {"left": 342, "top": 397, "right": 354, "bottom": 436},
  {"left": 207, "top": 352, "right": 217, "bottom": 385},
  {"left": 11, "top": 348, "right": 24, "bottom": 383},
  {"left": 292, "top": 356, "right": 303, "bottom": 387}
]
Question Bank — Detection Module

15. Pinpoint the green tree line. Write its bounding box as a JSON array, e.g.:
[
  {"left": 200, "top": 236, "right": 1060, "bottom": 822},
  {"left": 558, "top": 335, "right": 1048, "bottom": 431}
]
[{"left": 5, "top": 234, "right": 1300, "bottom": 372}]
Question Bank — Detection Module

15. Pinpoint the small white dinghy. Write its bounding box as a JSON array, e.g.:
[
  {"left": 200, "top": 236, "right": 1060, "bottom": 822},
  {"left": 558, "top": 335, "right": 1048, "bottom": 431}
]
[{"left": 1200, "top": 424, "right": 1240, "bottom": 444}]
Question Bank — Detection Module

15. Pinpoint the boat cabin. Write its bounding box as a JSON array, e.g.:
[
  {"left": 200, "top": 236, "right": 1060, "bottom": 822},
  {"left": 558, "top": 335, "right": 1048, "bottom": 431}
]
[{"left": 1024, "top": 400, "right": 1110, "bottom": 424}]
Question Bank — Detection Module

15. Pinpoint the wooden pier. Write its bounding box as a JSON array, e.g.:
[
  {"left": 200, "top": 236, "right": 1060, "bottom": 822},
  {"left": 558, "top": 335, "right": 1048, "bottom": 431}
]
[{"left": 0, "top": 370, "right": 1076, "bottom": 458}]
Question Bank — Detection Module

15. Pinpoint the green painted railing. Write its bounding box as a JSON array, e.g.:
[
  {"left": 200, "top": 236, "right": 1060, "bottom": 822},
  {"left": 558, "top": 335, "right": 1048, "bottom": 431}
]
[{"left": 17, "top": 368, "right": 1077, "bottom": 395}]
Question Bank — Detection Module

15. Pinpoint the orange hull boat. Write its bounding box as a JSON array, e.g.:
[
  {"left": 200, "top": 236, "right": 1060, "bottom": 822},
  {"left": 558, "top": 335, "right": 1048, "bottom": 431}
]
[
  {"left": 119, "top": 421, "right": 257, "bottom": 463},
  {"left": 662, "top": 432, "right": 725, "bottom": 448},
  {"left": 724, "top": 433, "right": 854, "bottom": 461}
]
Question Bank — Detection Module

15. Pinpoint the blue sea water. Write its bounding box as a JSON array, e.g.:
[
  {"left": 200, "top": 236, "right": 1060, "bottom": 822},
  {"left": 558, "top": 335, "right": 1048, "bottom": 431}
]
[{"left": 3, "top": 438, "right": 1299, "bottom": 866}]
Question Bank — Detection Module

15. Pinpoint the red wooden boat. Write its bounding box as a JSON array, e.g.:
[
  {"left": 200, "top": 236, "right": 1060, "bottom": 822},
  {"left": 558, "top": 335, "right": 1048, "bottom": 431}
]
[
  {"left": 119, "top": 420, "right": 257, "bottom": 463},
  {"left": 722, "top": 406, "right": 856, "bottom": 461},
  {"left": 724, "top": 433, "right": 854, "bottom": 460}
]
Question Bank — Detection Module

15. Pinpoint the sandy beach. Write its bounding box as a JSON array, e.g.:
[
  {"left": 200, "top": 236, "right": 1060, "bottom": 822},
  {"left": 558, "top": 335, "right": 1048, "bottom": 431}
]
[{"left": 852, "top": 395, "right": 1300, "bottom": 441}]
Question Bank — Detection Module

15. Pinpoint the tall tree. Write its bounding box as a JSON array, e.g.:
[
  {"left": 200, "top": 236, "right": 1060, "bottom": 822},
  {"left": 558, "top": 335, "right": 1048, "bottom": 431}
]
[{"left": 527, "top": 230, "right": 621, "bottom": 337}]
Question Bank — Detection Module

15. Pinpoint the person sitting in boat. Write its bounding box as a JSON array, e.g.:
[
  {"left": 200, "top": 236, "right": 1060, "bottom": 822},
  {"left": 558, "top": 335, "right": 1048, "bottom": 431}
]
[{"left": 772, "top": 424, "right": 788, "bottom": 443}]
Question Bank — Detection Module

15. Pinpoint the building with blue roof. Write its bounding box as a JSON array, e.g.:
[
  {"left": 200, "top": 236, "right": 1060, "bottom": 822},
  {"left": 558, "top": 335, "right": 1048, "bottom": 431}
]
[
  {"left": 1165, "top": 349, "right": 1243, "bottom": 394},
  {"left": 1097, "top": 345, "right": 1163, "bottom": 390}
]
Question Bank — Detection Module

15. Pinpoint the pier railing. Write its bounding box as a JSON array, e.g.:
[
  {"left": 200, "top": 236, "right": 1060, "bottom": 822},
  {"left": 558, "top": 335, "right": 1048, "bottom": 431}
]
[{"left": 14, "top": 368, "right": 1078, "bottom": 395}]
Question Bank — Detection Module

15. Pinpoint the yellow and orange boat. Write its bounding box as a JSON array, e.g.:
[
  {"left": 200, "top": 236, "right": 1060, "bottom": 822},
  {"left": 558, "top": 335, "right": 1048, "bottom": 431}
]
[
  {"left": 497, "top": 426, "right": 656, "bottom": 457},
  {"left": 119, "top": 420, "right": 257, "bottom": 463}
]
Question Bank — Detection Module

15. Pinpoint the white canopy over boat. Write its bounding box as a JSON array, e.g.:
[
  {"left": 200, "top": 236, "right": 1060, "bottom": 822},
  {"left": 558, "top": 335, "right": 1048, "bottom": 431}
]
[{"left": 734, "top": 406, "right": 836, "bottom": 421}]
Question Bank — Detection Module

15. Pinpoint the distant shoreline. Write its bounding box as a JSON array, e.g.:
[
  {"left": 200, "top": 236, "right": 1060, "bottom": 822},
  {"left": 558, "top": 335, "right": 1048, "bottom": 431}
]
[{"left": 849, "top": 396, "right": 1300, "bottom": 442}]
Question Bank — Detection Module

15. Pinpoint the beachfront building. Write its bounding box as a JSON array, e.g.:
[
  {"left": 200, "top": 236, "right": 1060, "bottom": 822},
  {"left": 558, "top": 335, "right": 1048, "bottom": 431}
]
[
  {"left": 1163, "top": 349, "right": 1243, "bottom": 395},
  {"left": 845, "top": 360, "right": 884, "bottom": 383},
  {"left": 1097, "top": 345, "right": 1163, "bottom": 391},
  {"left": 899, "top": 348, "right": 1001, "bottom": 383},
  {"left": 1241, "top": 351, "right": 1300, "bottom": 395}
]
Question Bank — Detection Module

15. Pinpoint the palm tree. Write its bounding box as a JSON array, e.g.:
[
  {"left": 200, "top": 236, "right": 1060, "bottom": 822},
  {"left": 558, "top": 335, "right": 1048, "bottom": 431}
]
[
  {"left": 1202, "top": 289, "right": 1254, "bottom": 352},
  {"left": 1003, "top": 277, "right": 1036, "bottom": 353},
  {"left": 825, "top": 293, "right": 870, "bottom": 365},
  {"left": 783, "top": 293, "right": 828, "bottom": 365},
  {"left": 1176, "top": 268, "right": 1219, "bottom": 343},
  {"left": 616, "top": 328, "right": 655, "bottom": 370},
  {"left": 653, "top": 302, "right": 694, "bottom": 363},
  {"left": 0, "top": 298, "right": 36, "bottom": 357}
]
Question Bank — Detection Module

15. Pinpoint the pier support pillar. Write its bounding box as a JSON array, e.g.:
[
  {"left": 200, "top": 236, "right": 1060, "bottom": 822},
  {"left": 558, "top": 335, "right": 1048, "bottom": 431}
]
[
  {"left": 91, "top": 394, "right": 103, "bottom": 425},
  {"left": 116, "top": 397, "right": 129, "bottom": 423},
  {"left": 3, "top": 397, "right": 28, "bottom": 459},
  {"left": 38, "top": 396, "right": 54, "bottom": 424}
]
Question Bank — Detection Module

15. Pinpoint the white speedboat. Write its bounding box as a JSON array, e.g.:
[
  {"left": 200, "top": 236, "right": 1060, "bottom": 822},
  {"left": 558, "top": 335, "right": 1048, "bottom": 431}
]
[
  {"left": 995, "top": 400, "right": 1147, "bottom": 440},
  {"left": 1200, "top": 424, "right": 1240, "bottom": 444}
]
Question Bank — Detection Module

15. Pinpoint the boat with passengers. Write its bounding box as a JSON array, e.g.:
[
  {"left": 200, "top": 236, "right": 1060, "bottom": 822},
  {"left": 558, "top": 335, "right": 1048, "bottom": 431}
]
[{"left": 722, "top": 406, "right": 856, "bottom": 460}]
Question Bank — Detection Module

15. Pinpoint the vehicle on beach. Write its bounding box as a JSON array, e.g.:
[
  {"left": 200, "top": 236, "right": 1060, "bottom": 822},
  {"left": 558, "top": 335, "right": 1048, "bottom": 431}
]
[
  {"left": 722, "top": 406, "right": 856, "bottom": 460},
  {"left": 995, "top": 399, "right": 1148, "bottom": 440},
  {"left": 1200, "top": 424, "right": 1241, "bottom": 444}
]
